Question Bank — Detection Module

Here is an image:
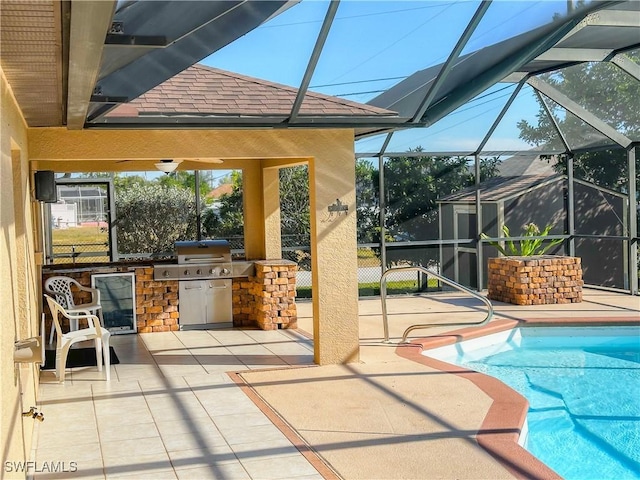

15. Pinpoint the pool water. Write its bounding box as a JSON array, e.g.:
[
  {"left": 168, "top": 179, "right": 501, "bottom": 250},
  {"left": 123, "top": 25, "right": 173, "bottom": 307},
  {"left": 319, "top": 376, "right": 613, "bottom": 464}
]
[{"left": 429, "top": 327, "right": 640, "bottom": 480}]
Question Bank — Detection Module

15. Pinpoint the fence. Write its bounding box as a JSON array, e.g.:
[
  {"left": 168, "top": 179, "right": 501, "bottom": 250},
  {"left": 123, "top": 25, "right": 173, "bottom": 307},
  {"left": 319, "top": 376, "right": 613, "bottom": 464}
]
[
  {"left": 48, "top": 236, "right": 451, "bottom": 297},
  {"left": 51, "top": 242, "right": 110, "bottom": 264}
]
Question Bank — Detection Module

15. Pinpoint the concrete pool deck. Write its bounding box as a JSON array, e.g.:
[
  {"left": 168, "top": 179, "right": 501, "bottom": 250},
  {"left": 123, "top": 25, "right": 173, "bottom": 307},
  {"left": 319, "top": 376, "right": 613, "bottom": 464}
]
[
  {"left": 30, "top": 288, "right": 638, "bottom": 479},
  {"left": 238, "top": 289, "right": 639, "bottom": 479}
]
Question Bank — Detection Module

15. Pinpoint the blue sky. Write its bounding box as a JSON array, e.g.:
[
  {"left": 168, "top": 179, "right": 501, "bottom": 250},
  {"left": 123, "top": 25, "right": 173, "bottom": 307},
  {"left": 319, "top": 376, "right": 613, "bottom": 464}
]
[{"left": 199, "top": 0, "right": 574, "bottom": 155}]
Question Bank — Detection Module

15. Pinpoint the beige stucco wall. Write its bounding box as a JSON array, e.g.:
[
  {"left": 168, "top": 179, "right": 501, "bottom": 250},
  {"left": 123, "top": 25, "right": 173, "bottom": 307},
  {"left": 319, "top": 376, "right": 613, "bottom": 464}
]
[
  {"left": 1, "top": 93, "right": 361, "bottom": 471},
  {"left": 30, "top": 128, "right": 360, "bottom": 364},
  {"left": 1, "top": 69, "right": 42, "bottom": 479}
]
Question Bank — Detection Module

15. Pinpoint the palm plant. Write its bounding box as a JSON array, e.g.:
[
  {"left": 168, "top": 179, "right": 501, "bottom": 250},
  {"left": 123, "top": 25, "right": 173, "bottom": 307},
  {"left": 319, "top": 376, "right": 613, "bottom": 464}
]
[{"left": 481, "top": 223, "right": 564, "bottom": 256}]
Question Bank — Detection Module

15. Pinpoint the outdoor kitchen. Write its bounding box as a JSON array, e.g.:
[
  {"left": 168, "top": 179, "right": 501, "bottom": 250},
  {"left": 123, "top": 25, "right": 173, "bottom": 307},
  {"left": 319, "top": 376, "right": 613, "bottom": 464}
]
[{"left": 42, "top": 240, "right": 298, "bottom": 335}]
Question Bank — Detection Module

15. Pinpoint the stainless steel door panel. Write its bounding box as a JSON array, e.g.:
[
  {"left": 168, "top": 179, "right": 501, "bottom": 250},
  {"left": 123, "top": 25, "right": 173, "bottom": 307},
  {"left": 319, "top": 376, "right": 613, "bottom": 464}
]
[
  {"left": 179, "top": 279, "right": 232, "bottom": 326},
  {"left": 206, "top": 279, "right": 232, "bottom": 324},
  {"left": 179, "top": 280, "right": 206, "bottom": 325}
]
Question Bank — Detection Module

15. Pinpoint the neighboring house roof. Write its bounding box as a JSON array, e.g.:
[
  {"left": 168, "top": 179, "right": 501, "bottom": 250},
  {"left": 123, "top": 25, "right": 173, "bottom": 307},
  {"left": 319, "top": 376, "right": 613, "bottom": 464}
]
[
  {"left": 207, "top": 183, "right": 233, "bottom": 199},
  {"left": 108, "top": 64, "right": 397, "bottom": 118},
  {"left": 439, "top": 174, "right": 563, "bottom": 203},
  {"left": 497, "top": 154, "right": 558, "bottom": 177}
]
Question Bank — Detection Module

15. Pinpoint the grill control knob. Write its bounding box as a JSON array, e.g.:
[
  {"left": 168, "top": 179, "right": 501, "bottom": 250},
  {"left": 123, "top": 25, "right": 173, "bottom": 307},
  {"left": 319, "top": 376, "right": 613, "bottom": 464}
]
[
  {"left": 221, "top": 268, "right": 230, "bottom": 276},
  {"left": 196, "top": 269, "right": 202, "bottom": 275},
  {"left": 184, "top": 270, "right": 190, "bottom": 276},
  {"left": 209, "top": 268, "right": 216, "bottom": 275},
  {"left": 163, "top": 270, "right": 170, "bottom": 277}
]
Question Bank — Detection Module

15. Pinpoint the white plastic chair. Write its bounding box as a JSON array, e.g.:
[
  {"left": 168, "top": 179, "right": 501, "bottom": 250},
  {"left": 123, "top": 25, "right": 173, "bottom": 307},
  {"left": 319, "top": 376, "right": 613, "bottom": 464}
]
[
  {"left": 44, "top": 276, "right": 104, "bottom": 345},
  {"left": 44, "top": 294, "right": 111, "bottom": 384}
]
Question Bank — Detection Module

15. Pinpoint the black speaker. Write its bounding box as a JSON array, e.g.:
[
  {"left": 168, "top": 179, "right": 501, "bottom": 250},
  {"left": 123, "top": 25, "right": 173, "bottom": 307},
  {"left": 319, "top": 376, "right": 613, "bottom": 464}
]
[{"left": 34, "top": 171, "right": 57, "bottom": 203}]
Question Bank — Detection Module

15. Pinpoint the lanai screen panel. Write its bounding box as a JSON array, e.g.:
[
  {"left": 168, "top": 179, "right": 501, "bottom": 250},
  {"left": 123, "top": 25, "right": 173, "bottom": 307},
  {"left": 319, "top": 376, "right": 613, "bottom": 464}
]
[{"left": 305, "top": 1, "right": 480, "bottom": 106}]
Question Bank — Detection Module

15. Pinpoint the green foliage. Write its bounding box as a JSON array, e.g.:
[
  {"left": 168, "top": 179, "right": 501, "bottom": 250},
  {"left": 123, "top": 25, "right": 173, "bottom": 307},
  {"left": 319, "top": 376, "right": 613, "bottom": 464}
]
[
  {"left": 517, "top": 54, "right": 640, "bottom": 194},
  {"left": 208, "top": 151, "right": 503, "bottom": 269},
  {"left": 157, "top": 171, "right": 212, "bottom": 198},
  {"left": 113, "top": 173, "right": 150, "bottom": 191},
  {"left": 380, "top": 149, "right": 500, "bottom": 266},
  {"left": 481, "top": 223, "right": 564, "bottom": 256},
  {"left": 114, "top": 184, "right": 198, "bottom": 255},
  {"left": 202, "top": 170, "right": 243, "bottom": 238},
  {"left": 279, "top": 166, "right": 310, "bottom": 238},
  {"left": 355, "top": 159, "right": 380, "bottom": 244}
]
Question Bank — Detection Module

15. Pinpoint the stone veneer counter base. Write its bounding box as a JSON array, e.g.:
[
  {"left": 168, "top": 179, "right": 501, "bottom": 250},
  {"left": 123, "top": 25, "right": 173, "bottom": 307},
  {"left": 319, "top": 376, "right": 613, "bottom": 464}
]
[
  {"left": 43, "top": 259, "right": 298, "bottom": 333},
  {"left": 233, "top": 260, "right": 298, "bottom": 330}
]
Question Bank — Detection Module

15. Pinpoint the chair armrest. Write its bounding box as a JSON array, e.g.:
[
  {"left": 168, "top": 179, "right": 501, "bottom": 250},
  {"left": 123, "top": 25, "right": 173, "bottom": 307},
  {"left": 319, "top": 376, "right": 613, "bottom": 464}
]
[
  {"left": 76, "top": 284, "right": 101, "bottom": 304},
  {"left": 46, "top": 289, "right": 68, "bottom": 305},
  {"left": 66, "top": 309, "right": 92, "bottom": 317},
  {"left": 63, "top": 310, "right": 99, "bottom": 329}
]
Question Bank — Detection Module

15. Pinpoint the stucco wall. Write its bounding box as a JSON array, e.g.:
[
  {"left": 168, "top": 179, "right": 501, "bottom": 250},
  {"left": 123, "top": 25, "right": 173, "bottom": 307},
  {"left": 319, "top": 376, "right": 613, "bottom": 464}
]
[
  {"left": 2, "top": 85, "right": 361, "bottom": 474},
  {"left": 29, "top": 127, "right": 361, "bottom": 365},
  {"left": 1, "top": 69, "right": 41, "bottom": 479}
]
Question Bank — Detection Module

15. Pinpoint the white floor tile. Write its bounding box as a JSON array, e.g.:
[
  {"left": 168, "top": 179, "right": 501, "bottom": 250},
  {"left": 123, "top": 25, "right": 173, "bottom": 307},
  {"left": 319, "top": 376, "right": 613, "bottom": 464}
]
[
  {"left": 33, "top": 329, "right": 323, "bottom": 480},
  {"left": 168, "top": 447, "right": 237, "bottom": 470},
  {"left": 175, "top": 462, "right": 250, "bottom": 480},
  {"left": 240, "top": 454, "right": 320, "bottom": 480}
]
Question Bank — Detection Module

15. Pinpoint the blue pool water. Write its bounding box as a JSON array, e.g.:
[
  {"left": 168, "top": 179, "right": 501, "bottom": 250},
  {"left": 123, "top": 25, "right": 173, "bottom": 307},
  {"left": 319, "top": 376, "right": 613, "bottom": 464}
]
[{"left": 429, "top": 327, "right": 640, "bottom": 480}]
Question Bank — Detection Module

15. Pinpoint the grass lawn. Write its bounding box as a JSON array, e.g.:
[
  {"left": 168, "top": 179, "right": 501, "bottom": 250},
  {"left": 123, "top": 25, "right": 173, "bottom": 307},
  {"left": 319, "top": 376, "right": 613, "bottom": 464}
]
[
  {"left": 52, "top": 226, "right": 109, "bottom": 263},
  {"left": 357, "top": 248, "right": 381, "bottom": 268},
  {"left": 296, "top": 279, "right": 440, "bottom": 299}
]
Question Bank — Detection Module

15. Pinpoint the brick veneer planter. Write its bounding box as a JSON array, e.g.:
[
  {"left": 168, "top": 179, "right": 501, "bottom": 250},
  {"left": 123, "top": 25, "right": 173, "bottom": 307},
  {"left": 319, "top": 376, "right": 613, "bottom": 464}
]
[
  {"left": 232, "top": 260, "right": 297, "bottom": 330},
  {"left": 487, "top": 255, "right": 583, "bottom": 305}
]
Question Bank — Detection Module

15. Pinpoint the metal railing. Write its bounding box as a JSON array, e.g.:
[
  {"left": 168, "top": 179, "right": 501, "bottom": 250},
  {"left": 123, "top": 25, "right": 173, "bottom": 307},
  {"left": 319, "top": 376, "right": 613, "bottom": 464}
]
[{"left": 380, "top": 266, "right": 494, "bottom": 343}]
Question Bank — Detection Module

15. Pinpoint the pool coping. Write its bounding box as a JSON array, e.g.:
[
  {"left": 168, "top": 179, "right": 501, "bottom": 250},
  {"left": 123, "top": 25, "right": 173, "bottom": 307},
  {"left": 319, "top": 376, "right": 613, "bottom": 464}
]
[{"left": 396, "top": 316, "right": 640, "bottom": 480}]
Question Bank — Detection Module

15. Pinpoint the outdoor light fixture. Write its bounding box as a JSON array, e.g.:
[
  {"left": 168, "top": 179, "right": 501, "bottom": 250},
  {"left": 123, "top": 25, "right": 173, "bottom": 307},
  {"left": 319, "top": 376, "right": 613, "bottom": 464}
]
[
  {"left": 328, "top": 198, "right": 348, "bottom": 215},
  {"left": 155, "top": 159, "right": 179, "bottom": 174}
]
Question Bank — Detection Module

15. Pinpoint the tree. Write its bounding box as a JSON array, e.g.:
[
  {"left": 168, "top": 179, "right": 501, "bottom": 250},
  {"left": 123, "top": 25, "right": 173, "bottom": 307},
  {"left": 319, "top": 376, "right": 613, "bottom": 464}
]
[
  {"left": 517, "top": 54, "right": 640, "bottom": 193},
  {"left": 157, "top": 171, "right": 212, "bottom": 198},
  {"left": 382, "top": 149, "right": 500, "bottom": 266},
  {"left": 113, "top": 173, "right": 152, "bottom": 191},
  {"left": 355, "top": 159, "right": 380, "bottom": 244},
  {"left": 279, "top": 166, "right": 310, "bottom": 239},
  {"left": 209, "top": 163, "right": 382, "bottom": 247},
  {"left": 202, "top": 170, "right": 243, "bottom": 240}
]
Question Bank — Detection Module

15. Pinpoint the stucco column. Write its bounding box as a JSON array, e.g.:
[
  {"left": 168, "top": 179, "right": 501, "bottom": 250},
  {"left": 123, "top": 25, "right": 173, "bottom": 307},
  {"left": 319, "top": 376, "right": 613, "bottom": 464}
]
[
  {"left": 309, "top": 151, "right": 359, "bottom": 365},
  {"left": 242, "top": 162, "right": 266, "bottom": 260},
  {"left": 262, "top": 166, "right": 281, "bottom": 260}
]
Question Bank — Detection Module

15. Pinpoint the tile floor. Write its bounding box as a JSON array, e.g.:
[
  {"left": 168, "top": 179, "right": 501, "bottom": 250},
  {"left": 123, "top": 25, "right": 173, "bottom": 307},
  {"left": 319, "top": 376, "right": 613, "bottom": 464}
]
[{"left": 31, "top": 328, "right": 322, "bottom": 480}]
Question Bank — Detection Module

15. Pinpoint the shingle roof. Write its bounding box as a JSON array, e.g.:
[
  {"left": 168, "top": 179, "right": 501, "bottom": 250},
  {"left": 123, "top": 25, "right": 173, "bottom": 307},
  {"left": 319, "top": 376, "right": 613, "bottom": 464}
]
[
  {"left": 439, "top": 174, "right": 563, "bottom": 203},
  {"left": 497, "top": 154, "right": 558, "bottom": 177},
  {"left": 108, "top": 64, "right": 397, "bottom": 118}
]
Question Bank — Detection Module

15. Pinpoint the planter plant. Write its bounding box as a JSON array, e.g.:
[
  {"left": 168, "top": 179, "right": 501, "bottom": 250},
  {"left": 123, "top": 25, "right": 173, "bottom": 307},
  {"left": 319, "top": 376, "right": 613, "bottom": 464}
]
[
  {"left": 480, "top": 222, "right": 564, "bottom": 256},
  {"left": 482, "top": 223, "right": 583, "bottom": 305}
]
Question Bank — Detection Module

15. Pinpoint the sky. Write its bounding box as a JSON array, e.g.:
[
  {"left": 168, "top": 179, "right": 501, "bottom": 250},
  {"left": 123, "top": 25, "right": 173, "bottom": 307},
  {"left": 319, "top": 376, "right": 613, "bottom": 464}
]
[{"left": 199, "top": 0, "right": 576, "bottom": 156}]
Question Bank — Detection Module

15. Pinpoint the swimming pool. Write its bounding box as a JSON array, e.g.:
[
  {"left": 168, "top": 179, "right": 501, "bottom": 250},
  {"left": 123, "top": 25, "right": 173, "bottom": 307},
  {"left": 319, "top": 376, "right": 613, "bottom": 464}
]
[{"left": 423, "top": 326, "right": 640, "bottom": 480}]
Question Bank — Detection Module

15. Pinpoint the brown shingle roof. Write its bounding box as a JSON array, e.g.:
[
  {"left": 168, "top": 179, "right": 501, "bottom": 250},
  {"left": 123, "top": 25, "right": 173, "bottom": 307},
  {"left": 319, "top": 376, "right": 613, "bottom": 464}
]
[
  {"left": 108, "top": 64, "right": 397, "bottom": 118},
  {"left": 439, "top": 175, "right": 563, "bottom": 203}
]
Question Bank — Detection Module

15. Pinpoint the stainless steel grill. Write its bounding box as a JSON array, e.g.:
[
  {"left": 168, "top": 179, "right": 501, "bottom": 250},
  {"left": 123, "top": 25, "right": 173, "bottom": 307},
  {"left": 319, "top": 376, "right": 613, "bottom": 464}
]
[
  {"left": 154, "top": 240, "right": 233, "bottom": 328},
  {"left": 154, "top": 240, "right": 233, "bottom": 281}
]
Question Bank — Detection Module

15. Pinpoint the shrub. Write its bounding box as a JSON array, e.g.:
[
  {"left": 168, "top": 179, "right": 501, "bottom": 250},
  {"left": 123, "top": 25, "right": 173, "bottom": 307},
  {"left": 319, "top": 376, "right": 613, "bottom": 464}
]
[{"left": 114, "top": 184, "right": 198, "bottom": 256}]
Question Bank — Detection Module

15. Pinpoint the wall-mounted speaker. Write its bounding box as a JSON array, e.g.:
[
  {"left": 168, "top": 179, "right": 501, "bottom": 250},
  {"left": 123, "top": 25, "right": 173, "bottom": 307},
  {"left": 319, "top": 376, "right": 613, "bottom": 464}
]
[{"left": 34, "top": 171, "right": 57, "bottom": 203}]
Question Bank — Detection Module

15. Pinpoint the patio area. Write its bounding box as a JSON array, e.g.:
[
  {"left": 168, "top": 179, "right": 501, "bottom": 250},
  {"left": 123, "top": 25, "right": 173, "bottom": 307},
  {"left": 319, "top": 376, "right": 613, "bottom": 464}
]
[{"left": 28, "top": 289, "right": 639, "bottom": 480}]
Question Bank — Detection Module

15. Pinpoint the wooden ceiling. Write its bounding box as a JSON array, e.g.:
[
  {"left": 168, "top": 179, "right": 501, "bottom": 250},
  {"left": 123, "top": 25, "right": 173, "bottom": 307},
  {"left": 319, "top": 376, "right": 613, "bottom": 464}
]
[{"left": 0, "top": 0, "right": 66, "bottom": 127}]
